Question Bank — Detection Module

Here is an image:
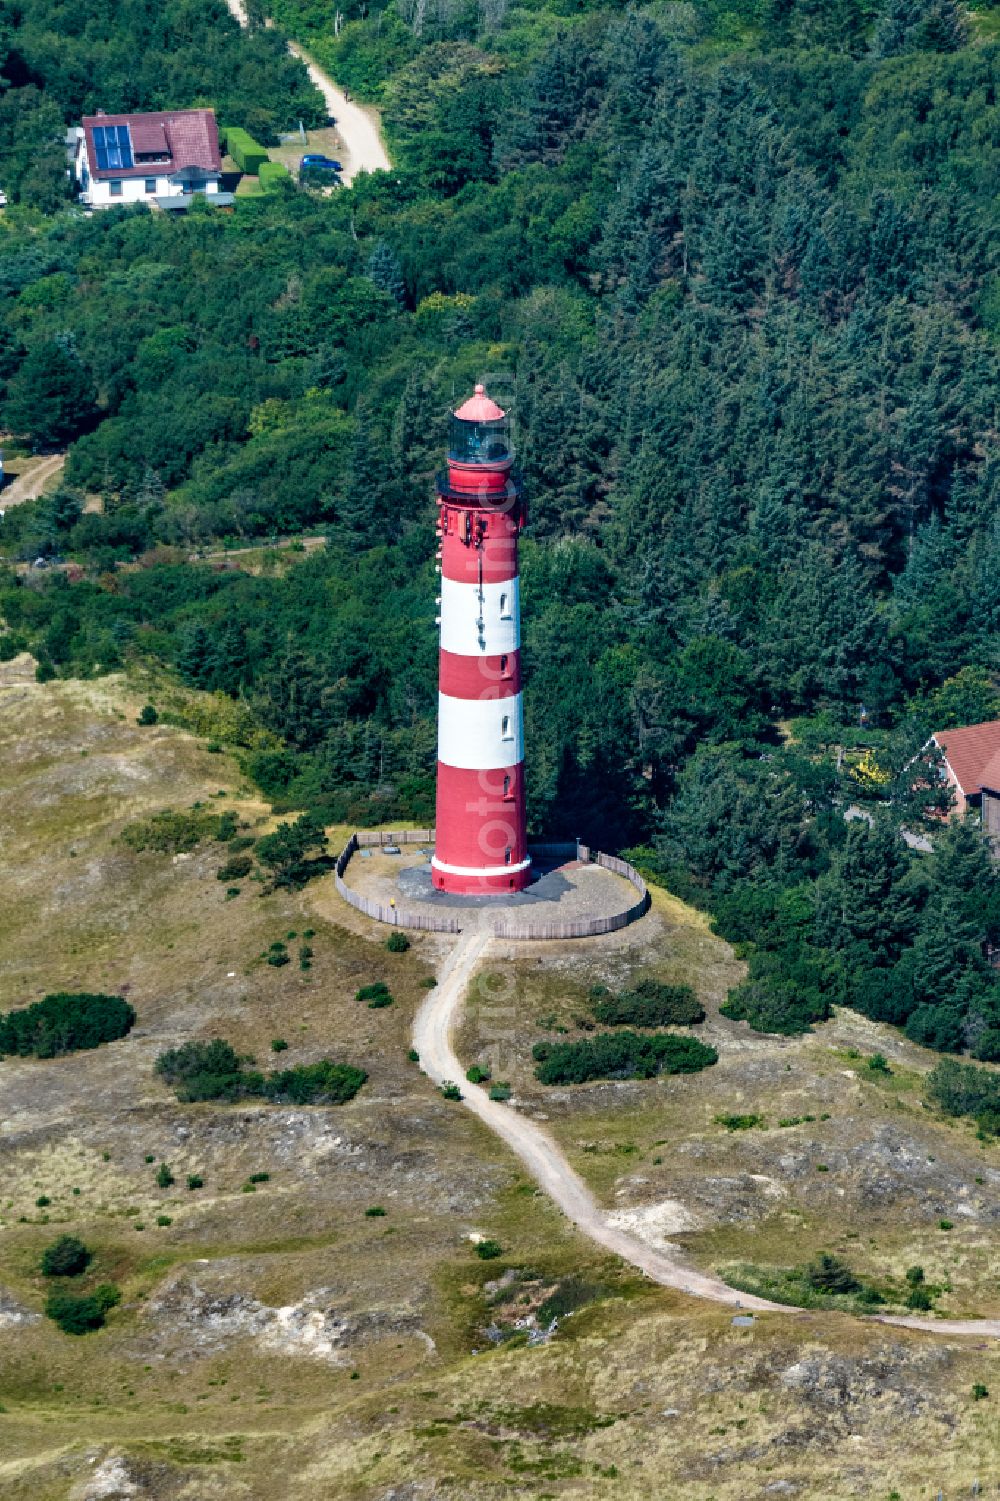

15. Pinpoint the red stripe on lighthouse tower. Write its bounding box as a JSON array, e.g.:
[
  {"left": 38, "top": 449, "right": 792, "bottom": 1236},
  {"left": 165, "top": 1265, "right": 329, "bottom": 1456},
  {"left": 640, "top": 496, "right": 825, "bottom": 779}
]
[{"left": 433, "top": 384, "right": 529, "bottom": 894}]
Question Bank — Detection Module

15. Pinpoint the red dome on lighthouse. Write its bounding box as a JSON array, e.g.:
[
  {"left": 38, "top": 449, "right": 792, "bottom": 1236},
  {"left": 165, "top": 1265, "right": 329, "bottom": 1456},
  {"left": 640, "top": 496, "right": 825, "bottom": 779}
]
[{"left": 454, "top": 382, "right": 505, "bottom": 422}]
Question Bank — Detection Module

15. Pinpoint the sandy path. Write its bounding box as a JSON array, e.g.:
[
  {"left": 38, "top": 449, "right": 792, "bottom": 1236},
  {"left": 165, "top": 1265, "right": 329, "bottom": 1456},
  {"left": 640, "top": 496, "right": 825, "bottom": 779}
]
[
  {"left": 415, "top": 926, "right": 1000, "bottom": 1337},
  {"left": 287, "top": 41, "right": 390, "bottom": 182},
  {"left": 222, "top": 0, "right": 389, "bottom": 185},
  {"left": 0, "top": 453, "right": 66, "bottom": 509}
]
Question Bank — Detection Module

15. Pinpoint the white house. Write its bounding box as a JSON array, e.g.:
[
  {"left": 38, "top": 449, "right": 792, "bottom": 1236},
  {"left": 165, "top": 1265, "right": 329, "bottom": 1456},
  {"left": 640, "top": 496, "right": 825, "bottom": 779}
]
[{"left": 74, "top": 109, "right": 233, "bottom": 210}]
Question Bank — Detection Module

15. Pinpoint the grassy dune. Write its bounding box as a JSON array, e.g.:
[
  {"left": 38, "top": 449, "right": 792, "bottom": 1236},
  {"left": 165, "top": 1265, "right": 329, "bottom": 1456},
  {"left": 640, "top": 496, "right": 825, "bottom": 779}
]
[{"left": 2, "top": 660, "right": 1000, "bottom": 1499}]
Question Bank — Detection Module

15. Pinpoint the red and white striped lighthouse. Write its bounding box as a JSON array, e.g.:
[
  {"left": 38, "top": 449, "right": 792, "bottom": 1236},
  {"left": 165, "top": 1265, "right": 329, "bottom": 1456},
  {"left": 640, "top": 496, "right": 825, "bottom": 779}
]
[{"left": 432, "top": 384, "right": 530, "bottom": 894}]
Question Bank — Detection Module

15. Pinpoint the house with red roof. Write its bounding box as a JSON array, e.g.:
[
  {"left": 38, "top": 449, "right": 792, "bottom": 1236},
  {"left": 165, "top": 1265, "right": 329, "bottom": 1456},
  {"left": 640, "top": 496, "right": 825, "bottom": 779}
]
[
  {"left": 932, "top": 719, "right": 1000, "bottom": 837},
  {"left": 73, "top": 109, "right": 232, "bottom": 210}
]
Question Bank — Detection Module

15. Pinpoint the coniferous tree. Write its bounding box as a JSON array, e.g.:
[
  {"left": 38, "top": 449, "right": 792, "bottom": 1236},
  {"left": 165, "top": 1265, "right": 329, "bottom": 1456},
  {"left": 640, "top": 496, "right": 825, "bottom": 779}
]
[
  {"left": 176, "top": 622, "right": 212, "bottom": 689},
  {"left": 367, "top": 242, "right": 406, "bottom": 310}
]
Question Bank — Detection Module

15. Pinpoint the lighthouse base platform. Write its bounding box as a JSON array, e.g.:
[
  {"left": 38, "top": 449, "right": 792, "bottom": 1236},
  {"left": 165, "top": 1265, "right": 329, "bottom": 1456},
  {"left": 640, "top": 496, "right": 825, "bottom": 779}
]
[{"left": 335, "top": 838, "right": 650, "bottom": 940}]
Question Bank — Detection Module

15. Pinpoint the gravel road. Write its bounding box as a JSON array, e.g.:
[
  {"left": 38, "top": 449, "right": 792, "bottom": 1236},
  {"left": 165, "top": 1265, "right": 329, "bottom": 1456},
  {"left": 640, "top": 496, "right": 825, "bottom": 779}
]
[{"left": 0, "top": 453, "right": 66, "bottom": 509}]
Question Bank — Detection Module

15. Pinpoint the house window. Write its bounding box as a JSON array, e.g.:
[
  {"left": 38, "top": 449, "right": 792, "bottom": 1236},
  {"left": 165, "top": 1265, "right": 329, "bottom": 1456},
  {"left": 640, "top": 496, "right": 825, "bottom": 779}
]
[
  {"left": 109, "top": 181, "right": 123, "bottom": 197},
  {"left": 499, "top": 591, "right": 511, "bottom": 618},
  {"left": 501, "top": 714, "right": 511, "bottom": 739},
  {"left": 144, "top": 178, "right": 156, "bottom": 194}
]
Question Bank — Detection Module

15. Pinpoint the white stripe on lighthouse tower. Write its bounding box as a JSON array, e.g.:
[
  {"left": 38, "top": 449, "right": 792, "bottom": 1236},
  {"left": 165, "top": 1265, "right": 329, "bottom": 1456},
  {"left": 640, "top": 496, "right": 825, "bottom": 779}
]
[
  {"left": 437, "top": 690, "right": 524, "bottom": 769},
  {"left": 438, "top": 576, "right": 520, "bottom": 656}
]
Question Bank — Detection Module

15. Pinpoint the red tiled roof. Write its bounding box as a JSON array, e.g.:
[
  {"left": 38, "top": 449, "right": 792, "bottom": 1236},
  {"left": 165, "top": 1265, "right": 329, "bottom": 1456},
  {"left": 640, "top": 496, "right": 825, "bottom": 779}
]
[
  {"left": 81, "top": 109, "right": 221, "bottom": 180},
  {"left": 933, "top": 720, "right": 1000, "bottom": 796},
  {"left": 130, "top": 118, "right": 169, "bottom": 156},
  {"left": 979, "top": 748, "right": 1000, "bottom": 795}
]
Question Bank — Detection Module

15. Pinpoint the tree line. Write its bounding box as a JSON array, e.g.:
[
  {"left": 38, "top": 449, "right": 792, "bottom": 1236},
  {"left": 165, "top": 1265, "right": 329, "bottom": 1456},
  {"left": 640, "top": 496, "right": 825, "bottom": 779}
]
[{"left": 0, "top": 0, "right": 998, "bottom": 1057}]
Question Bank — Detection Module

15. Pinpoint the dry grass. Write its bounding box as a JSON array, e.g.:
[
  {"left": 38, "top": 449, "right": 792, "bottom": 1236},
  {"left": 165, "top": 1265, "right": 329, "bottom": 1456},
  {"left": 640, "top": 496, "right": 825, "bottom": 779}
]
[{"left": 2, "top": 661, "right": 1000, "bottom": 1499}]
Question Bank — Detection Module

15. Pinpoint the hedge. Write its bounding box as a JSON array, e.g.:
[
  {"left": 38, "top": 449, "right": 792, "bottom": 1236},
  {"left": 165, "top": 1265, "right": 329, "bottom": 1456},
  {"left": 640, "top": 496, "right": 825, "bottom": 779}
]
[
  {"left": 259, "top": 160, "right": 292, "bottom": 193},
  {"left": 224, "top": 126, "right": 268, "bottom": 175}
]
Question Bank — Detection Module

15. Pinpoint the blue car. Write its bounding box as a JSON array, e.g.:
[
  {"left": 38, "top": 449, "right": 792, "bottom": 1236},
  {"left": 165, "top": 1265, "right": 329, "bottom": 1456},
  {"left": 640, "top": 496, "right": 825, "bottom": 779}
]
[{"left": 300, "top": 154, "right": 342, "bottom": 172}]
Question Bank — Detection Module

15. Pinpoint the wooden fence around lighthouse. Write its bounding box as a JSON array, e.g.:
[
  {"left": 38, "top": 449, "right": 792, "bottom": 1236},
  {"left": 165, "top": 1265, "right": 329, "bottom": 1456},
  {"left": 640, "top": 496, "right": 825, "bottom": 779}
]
[{"left": 334, "top": 833, "right": 650, "bottom": 939}]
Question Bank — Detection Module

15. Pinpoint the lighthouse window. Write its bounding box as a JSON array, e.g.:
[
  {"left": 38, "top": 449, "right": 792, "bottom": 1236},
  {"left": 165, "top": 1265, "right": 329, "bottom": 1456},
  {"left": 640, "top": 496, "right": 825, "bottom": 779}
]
[
  {"left": 501, "top": 714, "right": 511, "bottom": 739},
  {"left": 503, "top": 774, "right": 511, "bottom": 799},
  {"left": 499, "top": 591, "right": 511, "bottom": 618},
  {"left": 504, "top": 846, "right": 512, "bottom": 865},
  {"left": 500, "top": 654, "right": 510, "bottom": 677}
]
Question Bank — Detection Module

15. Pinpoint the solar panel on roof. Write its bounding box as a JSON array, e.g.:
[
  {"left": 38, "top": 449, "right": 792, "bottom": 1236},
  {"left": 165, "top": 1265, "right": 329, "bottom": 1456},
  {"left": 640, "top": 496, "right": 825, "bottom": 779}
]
[{"left": 92, "top": 124, "right": 133, "bottom": 171}]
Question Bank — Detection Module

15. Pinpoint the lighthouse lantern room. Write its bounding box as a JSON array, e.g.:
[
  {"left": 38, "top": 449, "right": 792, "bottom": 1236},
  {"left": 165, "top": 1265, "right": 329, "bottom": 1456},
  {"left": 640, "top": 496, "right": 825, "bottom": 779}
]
[{"left": 432, "top": 384, "right": 530, "bottom": 894}]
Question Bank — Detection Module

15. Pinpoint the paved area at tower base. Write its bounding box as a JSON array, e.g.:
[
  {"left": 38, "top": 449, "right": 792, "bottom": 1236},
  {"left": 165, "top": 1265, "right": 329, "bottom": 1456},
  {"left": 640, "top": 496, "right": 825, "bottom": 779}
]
[{"left": 342, "top": 847, "right": 637, "bottom": 925}]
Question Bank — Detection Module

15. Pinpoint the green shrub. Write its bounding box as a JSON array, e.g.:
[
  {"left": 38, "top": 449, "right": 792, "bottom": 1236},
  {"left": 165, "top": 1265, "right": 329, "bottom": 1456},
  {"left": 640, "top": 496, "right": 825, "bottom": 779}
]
[
  {"left": 186, "top": 1174, "right": 204, "bottom": 1190},
  {"left": 155, "top": 1039, "right": 247, "bottom": 1101},
  {"left": 155, "top": 1162, "right": 174, "bottom": 1188},
  {"left": 271, "top": 1038, "right": 288, "bottom": 1052},
  {"left": 866, "top": 1052, "right": 892, "bottom": 1075},
  {"left": 45, "top": 1283, "right": 120, "bottom": 1335},
  {"left": 264, "top": 1061, "right": 367, "bottom": 1105},
  {"left": 939, "top": 1219, "right": 953, "bottom": 1230},
  {"left": 593, "top": 980, "right": 704, "bottom": 1028},
  {"left": 136, "top": 704, "right": 158, "bottom": 725},
  {"left": 217, "top": 853, "right": 253, "bottom": 881},
  {"left": 972, "top": 1383, "right": 990, "bottom": 1401},
  {"left": 41, "top": 1235, "right": 92, "bottom": 1278},
  {"left": 0, "top": 992, "right": 135, "bottom": 1059},
  {"left": 255, "top": 813, "right": 328, "bottom": 889},
  {"left": 266, "top": 951, "right": 290, "bottom": 967},
  {"left": 905, "top": 1265, "right": 925, "bottom": 1286},
  {"left": 365, "top": 1205, "right": 386, "bottom": 1217},
  {"left": 156, "top": 1214, "right": 172, "bottom": 1227},
  {"left": 716, "top": 1113, "right": 765, "bottom": 1131},
  {"left": 533, "top": 1032, "right": 717, "bottom": 1085},
  {"left": 258, "top": 160, "right": 292, "bottom": 193},
  {"left": 927, "top": 1058, "right": 1000, "bottom": 1133},
  {"left": 356, "top": 982, "right": 390, "bottom": 1003},
  {"left": 407, "top": 1048, "right": 419, "bottom": 1063},
  {"left": 805, "top": 1254, "right": 860, "bottom": 1294},
  {"left": 121, "top": 808, "right": 232, "bottom": 853},
  {"left": 248, "top": 1172, "right": 270, "bottom": 1183},
  {"left": 386, "top": 931, "right": 410, "bottom": 952},
  {"left": 475, "top": 1239, "right": 503, "bottom": 1260},
  {"left": 156, "top": 1038, "right": 366, "bottom": 1106},
  {"left": 441, "top": 1081, "right": 462, "bottom": 1100},
  {"left": 466, "top": 1064, "right": 491, "bottom": 1084},
  {"left": 906, "top": 1285, "right": 934, "bottom": 1310},
  {"left": 224, "top": 126, "right": 268, "bottom": 174},
  {"left": 537, "top": 1276, "right": 604, "bottom": 1324},
  {"left": 35, "top": 1194, "right": 50, "bottom": 1207},
  {"left": 489, "top": 1082, "right": 512, "bottom": 1102}
]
